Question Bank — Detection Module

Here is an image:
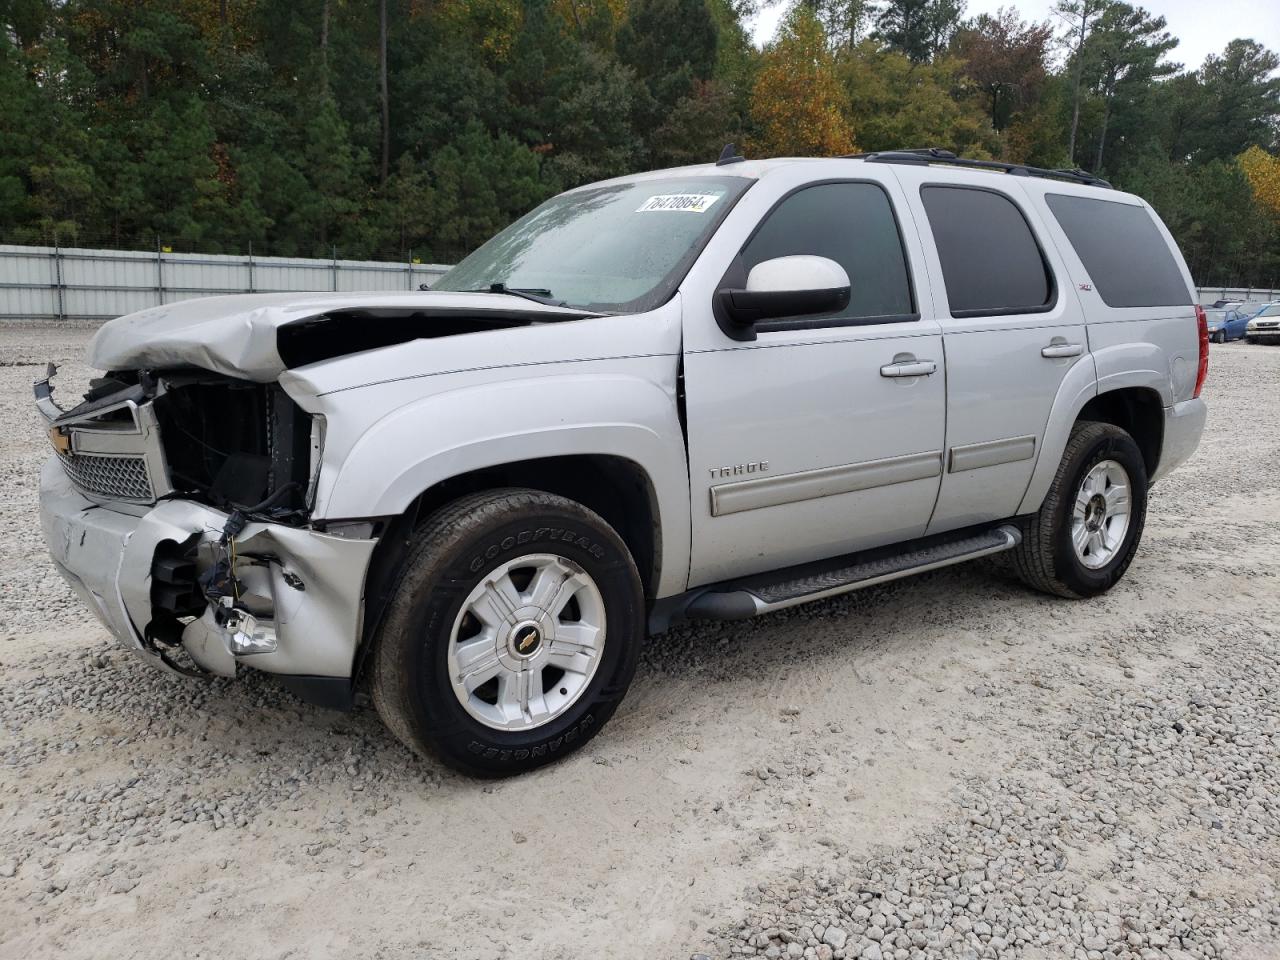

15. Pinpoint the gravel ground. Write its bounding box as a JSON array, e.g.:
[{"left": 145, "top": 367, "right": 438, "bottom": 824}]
[{"left": 1, "top": 327, "right": 1278, "bottom": 960}]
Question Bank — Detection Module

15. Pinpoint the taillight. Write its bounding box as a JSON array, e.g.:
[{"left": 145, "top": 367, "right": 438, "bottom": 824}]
[{"left": 1194, "top": 305, "right": 1209, "bottom": 398}]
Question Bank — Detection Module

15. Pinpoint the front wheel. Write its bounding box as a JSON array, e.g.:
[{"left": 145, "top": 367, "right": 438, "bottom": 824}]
[
  {"left": 1013, "top": 421, "right": 1148, "bottom": 599},
  {"left": 1213, "top": 330, "right": 1226, "bottom": 344},
  {"left": 372, "top": 488, "right": 644, "bottom": 776}
]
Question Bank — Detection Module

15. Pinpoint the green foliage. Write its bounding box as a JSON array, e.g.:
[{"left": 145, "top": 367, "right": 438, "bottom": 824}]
[
  {"left": 875, "top": 0, "right": 964, "bottom": 64},
  {"left": 0, "top": 0, "right": 1277, "bottom": 284},
  {"left": 838, "top": 41, "right": 995, "bottom": 156},
  {"left": 1116, "top": 152, "right": 1280, "bottom": 286},
  {"left": 617, "top": 0, "right": 721, "bottom": 159},
  {"left": 1178, "top": 41, "right": 1280, "bottom": 163}
]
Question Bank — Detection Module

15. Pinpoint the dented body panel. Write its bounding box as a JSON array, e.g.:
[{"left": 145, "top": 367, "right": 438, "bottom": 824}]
[
  {"left": 88, "top": 290, "right": 597, "bottom": 381},
  {"left": 40, "top": 458, "right": 376, "bottom": 679}
]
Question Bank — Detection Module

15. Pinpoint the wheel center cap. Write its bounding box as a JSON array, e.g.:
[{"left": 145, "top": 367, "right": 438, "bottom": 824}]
[
  {"left": 1086, "top": 494, "right": 1107, "bottom": 531},
  {"left": 508, "top": 621, "right": 543, "bottom": 658}
]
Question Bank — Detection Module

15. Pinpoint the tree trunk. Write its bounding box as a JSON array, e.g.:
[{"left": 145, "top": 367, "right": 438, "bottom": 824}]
[
  {"left": 379, "top": 0, "right": 390, "bottom": 185},
  {"left": 321, "top": 0, "right": 331, "bottom": 68},
  {"left": 1094, "top": 96, "right": 1111, "bottom": 171},
  {"left": 133, "top": 0, "right": 149, "bottom": 99},
  {"left": 219, "top": 0, "right": 227, "bottom": 26},
  {"left": 1067, "top": 7, "right": 1089, "bottom": 164}
]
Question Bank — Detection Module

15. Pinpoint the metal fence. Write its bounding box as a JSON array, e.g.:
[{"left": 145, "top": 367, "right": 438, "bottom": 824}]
[
  {"left": 1196, "top": 286, "right": 1280, "bottom": 305},
  {"left": 2, "top": 241, "right": 1274, "bottom": 324},
  {"left": 0, "top": 243, "right": 453, "bottom": 322}
]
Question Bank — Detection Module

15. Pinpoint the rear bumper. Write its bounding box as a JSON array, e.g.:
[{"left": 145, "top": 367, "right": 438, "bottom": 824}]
[
  {"left": 1152, "top": 397, "right": 1206, "bottom": 484},
  {"left": 39, "top": 457, "right": 377, "bottom": 682}
]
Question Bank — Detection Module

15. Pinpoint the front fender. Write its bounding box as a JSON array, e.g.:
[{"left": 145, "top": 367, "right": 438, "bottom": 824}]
[{"left": 319, "top": 372, "right": 691, "bottom": 597}]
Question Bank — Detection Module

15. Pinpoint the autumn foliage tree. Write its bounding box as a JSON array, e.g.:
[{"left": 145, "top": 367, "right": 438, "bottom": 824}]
[
  {"left": 1240, "top": 146, "right": 1280, "bottom": 218},
  {"left": 749, "top": 9, "right": 855, "bottom": 157},
  {"left": 954, "top": 8, "right": 1052, "bottom": 134}
]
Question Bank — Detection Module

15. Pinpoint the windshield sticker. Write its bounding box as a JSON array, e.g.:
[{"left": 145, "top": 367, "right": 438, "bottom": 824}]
[{"left": 636, "top": 193, "right": 721, "bottom": 213}]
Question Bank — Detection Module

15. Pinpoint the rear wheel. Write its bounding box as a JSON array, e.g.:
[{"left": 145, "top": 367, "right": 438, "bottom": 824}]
[
  {"left": 1013, "top": 421, "right": 1148, "bottom": 599},
  {"left": 372, "top": 488, "right": 644, "bottom": 776}
]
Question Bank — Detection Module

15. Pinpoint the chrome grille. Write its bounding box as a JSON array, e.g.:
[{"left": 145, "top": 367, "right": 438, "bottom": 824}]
[{"left": 56, "top": 451, "right": 154, "bottom": 502}]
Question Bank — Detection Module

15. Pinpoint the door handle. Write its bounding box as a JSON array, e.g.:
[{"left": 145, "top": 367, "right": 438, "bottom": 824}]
[
  {"left": 1041, "top": 342, "right": 1083, "bottom": 359},
  {"left": 880, "top": 359, "right": 937, "bottom": 378}
]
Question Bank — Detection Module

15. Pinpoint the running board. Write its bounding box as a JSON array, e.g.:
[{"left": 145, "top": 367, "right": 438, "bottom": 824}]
[{"left": 684, "top": 524, "right": 1021, "bottom": 620}]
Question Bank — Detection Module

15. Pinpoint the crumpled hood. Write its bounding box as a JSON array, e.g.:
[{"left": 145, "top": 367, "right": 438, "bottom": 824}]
[{"left": 87, "top": 291, "right": 594, "bottom": 381}]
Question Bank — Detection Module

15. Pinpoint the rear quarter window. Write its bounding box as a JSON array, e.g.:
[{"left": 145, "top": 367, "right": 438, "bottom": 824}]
[
  {"left": 1045, "top": 194, "right": 1191, "bottom": 308},
  {"left": 919, "top": 185, "right": 1054, "bottom": 317}
]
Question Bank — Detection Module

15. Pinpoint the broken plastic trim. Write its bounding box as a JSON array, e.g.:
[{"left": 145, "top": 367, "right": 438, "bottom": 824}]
[{"left": 33, "top": 363, "right": 64, "bottom": 421}]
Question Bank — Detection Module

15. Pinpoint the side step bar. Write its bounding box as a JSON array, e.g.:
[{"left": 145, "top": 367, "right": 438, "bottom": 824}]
[{"left": 684, "top": 524, "right": 1021, "bottom": 621}]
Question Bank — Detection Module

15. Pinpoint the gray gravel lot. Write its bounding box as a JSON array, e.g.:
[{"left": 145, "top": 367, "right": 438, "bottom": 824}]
[{"left": 1, "top": 326, "right": 1278, "bottom": 960}]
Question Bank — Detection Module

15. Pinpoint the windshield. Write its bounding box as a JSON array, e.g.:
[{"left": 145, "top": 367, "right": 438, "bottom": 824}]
[
  {"left": 1261, "top": 305, "right": 1280, "bottom": 317},
  {"left": 432, "top": 176, "right": 751, "bottom": 312}
]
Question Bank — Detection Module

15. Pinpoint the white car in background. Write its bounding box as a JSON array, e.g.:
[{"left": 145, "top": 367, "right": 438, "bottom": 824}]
[{"left": 1245, "top": 303, "right": 1280, "bottom": 343}]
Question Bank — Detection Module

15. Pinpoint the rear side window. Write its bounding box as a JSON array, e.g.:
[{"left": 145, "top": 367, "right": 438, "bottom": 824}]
[
  {"left": 1045, "top": 194, "right": 1191, "bottom": 308},
  {"left": 920, "top": 186, "right": 1053, "bottom": 317},
  {"left": 742, "top": 181, "right": 915, "bottom": 322}
]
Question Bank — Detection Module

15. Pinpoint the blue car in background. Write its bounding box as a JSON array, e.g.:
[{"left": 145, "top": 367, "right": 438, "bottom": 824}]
[{"left": 1205, "top": 306, "right": 1251, "bottom": 342}]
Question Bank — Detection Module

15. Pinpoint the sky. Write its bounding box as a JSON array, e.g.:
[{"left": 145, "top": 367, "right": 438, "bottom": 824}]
[{"left": 749, "top": 0, "right": 1280, "bottom": 72}]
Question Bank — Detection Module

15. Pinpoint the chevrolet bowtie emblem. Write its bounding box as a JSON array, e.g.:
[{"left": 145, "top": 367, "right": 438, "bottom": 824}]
[
  {"left": 47, "top": 426, "right": 72, "bottom": 455},
  {"left": 516, "top": 628, "right": 539, "bottom": 652}
]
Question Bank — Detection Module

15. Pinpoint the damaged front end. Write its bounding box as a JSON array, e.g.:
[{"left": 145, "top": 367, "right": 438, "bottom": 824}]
[{"left": 35, "top": 364, "right": 376, "bottom": 705}]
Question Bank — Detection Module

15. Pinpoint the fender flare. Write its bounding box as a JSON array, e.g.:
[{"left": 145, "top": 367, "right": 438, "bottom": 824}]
[
  {"left": 1016, "top": 352, "right": 1172, "bottom": 516},
  {"left": 1016, "top": 356, "right": 1098, "bottom": 516},
  {"left": 319, "top": 373, "right": 692, "bottom": 597}
]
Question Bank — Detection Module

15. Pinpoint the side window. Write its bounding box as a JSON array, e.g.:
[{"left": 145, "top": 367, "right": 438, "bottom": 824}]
[
  {"left": 920, "top": 186, "right": 1054, "bottom": 317},
  {"left": 741, "top": 182, "right": 915, "bottom": 323},
  {"left": 1045, "top": 194, "right": 1191, "bottom": 308}
]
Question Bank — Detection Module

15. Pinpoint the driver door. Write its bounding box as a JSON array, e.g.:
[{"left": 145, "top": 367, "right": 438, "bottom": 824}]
[{"left": 680, "top": 175, "right": 947, "bottom": 586}]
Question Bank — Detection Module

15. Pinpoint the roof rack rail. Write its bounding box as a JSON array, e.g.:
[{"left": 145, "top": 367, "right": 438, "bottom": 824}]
[{"left": 843, "top": 147, "right": 1113, "bottom": 189}]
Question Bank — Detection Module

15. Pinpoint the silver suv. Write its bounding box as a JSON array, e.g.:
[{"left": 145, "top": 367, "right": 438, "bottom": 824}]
[{"left": 36, "top": 149, "right": 1207, "bottom": 775}]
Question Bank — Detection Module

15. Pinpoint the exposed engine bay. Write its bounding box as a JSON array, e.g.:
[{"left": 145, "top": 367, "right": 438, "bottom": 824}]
[{"left": 152, "top": 373, "right": 316, "bottom": 515}]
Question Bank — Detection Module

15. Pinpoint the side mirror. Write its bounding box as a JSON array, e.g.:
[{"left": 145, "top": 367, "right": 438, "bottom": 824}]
[{"left": 716, "top": 256, "right": 851, "bottom": 333}]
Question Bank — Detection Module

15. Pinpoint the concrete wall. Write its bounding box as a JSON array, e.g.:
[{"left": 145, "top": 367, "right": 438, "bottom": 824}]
[{"left": 0, "top": 244, "right": 452, "bottom": 322}]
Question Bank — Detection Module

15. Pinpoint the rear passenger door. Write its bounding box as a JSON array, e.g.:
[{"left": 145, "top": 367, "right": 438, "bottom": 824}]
[{"left": 890, "top": 169, "right": 1089, "bottom": 533}]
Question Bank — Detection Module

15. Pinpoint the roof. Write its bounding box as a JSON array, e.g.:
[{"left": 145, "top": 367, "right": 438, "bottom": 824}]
[{"left": 580, "top": 149, "right": 1114, "bottom": 194}]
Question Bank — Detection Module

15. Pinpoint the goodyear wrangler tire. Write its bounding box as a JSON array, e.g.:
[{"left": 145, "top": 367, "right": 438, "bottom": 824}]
[
  {"left": 1012, "top": 421, "right": 1148, "bottom": 599},
  {"left": 372, "top": 488, "right": 644, "bottom": 776}
]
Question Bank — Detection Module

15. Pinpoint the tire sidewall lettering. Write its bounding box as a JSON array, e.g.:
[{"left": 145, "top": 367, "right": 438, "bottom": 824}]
[
  {"left": 467, "top": 525, "right": 608, "bottom": 573},
  {"left": 463, "top": 714, "right": 597, "bottom": 765}
]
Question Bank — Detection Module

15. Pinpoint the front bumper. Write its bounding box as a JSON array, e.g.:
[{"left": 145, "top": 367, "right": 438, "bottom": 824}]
[
  {"left": 39, "top": 457, "right": 377, "bottom": 681},
  {"left": 1151, "top": 397, "right": 1206, "bottom": 484}
]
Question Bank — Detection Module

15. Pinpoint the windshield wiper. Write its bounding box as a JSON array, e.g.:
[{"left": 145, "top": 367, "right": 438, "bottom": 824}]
[{"left": 471, "top": 283, "right": 568, "bottom": 307}]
